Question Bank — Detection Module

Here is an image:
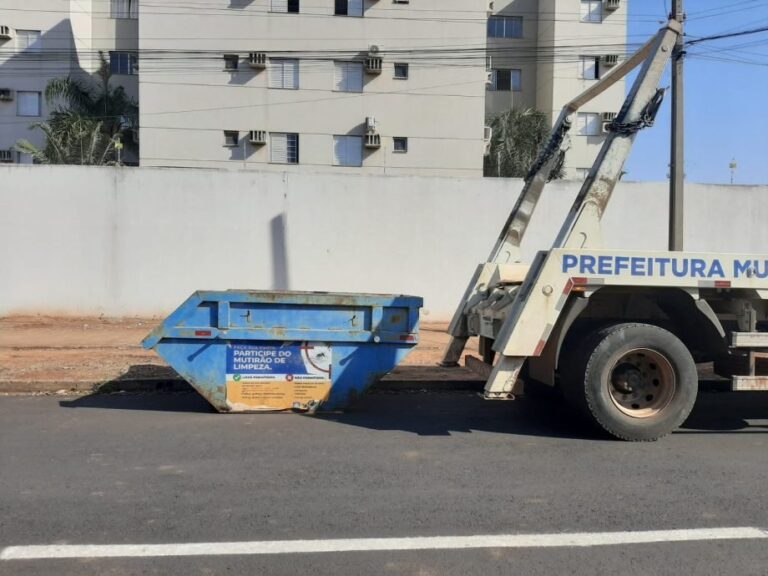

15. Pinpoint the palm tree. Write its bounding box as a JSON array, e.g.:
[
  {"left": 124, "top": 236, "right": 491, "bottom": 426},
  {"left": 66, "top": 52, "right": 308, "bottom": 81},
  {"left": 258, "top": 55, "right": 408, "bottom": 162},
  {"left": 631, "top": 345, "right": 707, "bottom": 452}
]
[
  {"left": 484, "top": 107, "right": 562, "bottom": 179},
  {"left": 14, "top": 52, "right": 138, "bottom": 165}
]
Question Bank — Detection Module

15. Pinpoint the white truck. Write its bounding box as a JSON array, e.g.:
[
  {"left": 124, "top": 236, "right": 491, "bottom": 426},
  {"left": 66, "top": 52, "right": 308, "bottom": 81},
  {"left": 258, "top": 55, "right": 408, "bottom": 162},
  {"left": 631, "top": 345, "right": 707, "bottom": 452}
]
[{"left": 442, "top": 18, "right": 766, "bottom": 441}]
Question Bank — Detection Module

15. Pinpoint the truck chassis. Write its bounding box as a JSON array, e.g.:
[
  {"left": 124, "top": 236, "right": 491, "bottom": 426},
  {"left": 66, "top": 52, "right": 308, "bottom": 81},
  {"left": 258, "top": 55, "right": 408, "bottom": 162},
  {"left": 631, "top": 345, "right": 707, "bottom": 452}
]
[{"left": 442, "top": 19, "right": 767, "bottom": 441}]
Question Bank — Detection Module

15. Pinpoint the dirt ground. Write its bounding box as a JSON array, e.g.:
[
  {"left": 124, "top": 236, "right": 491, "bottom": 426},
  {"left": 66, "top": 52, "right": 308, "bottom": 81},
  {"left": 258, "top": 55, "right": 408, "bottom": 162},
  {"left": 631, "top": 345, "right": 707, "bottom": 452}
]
[{"left": 0, "top": 315, "right": 480, "bottom": 390}]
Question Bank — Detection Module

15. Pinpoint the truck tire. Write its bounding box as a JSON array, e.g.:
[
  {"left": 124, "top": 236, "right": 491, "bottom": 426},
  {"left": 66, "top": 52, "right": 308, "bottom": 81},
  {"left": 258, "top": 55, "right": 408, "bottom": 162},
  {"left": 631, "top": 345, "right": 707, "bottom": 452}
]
[{"left": 562, "top": 323, "right": 697, "bottom": 441}]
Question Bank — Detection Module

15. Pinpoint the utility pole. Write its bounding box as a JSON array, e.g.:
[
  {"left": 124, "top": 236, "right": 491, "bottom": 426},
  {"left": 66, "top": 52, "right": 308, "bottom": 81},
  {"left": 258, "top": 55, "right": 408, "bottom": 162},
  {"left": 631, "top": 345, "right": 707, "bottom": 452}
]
[{"left": 669, "top": 0, "right": 685, "bottom": 251}]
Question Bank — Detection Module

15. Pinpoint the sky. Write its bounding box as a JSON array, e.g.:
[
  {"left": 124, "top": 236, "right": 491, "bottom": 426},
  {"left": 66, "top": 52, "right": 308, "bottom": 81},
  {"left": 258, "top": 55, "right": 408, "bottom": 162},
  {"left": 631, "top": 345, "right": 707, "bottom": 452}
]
[{"left": 623, "top": 0, "right": 768, "bottom": 184}]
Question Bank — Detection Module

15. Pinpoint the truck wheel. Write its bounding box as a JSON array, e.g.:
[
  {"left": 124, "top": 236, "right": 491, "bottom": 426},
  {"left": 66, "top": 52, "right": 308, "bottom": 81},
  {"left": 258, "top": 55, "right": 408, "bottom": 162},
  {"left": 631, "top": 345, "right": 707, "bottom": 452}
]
[{"left": 563, "top": 323, "right": 697, "bottom": 441}]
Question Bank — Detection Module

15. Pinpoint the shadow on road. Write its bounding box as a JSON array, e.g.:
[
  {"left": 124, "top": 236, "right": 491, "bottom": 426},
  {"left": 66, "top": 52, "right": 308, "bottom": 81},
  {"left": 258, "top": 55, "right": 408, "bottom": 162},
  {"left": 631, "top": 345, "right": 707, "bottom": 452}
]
[
  {"left": 323, "top": 391, "right": 604, "bottom": 440},
  {"left": 58, "top": 364, "right": 212, "bottom": 413},
  {"left": 676, "top": 390, "right": 768, "bottom": 434},
  {"left": 57, "top": 363, "right": 768, "bottom": 438}
]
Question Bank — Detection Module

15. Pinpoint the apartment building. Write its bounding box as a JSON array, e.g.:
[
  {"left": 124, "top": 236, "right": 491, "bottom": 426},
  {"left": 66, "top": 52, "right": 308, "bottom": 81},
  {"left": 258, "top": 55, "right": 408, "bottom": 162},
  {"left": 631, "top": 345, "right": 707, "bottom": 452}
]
[
  {"left": 138, "top": 1, "right": 488, "bottom": 176},
  {"left": 487, "top": 0, "right": 629, "bottom": 179},
  {"left": 1, "top": 1, "right": 628, "bottom": 177},
  {"left": 0, "top": 0, "right": 138, "bottom": 163}
]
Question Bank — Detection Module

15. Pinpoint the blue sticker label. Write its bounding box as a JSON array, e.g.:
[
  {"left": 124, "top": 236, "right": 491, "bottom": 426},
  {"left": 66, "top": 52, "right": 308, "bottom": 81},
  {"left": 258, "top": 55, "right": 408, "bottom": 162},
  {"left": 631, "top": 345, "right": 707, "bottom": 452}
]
[{"left": 226, "top": 343, "right": 332, "bottom": 378}]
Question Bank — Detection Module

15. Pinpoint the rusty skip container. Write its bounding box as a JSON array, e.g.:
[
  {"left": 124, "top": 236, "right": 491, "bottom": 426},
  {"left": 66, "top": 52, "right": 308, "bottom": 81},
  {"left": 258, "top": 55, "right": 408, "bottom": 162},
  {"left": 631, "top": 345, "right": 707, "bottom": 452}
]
[{"left": 142, "top": 291, "right": 423, "bottom": 412}]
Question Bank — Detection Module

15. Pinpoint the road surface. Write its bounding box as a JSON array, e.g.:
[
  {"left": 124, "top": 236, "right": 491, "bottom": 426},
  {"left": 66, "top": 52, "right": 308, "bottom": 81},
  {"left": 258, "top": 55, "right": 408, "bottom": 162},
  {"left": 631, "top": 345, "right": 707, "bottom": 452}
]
[{"left": 1, "top": 390, "right": 767, "bottom": 575}]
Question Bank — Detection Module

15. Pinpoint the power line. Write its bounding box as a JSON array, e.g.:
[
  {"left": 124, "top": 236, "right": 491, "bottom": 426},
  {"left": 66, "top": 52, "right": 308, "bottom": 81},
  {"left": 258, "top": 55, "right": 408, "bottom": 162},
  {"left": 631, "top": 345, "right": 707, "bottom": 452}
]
[{"left": 687, "top": 24, "right": 768, "bottom": 46}]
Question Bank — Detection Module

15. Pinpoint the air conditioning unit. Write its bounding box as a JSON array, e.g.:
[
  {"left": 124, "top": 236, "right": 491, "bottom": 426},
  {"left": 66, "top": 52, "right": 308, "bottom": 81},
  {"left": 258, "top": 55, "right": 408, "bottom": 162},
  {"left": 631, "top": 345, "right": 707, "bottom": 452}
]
[
  {"left": 601, "top": 112, "right": 617, "bottom": 133},
  {"left": 605, "top": 0, "right": 620, "bottom": 11},
  {"left": 0, "top": 149, "right": 13, "bottom": 163},
  {"left": 483, "top": 126, "right": 493, "bottom": 156},
  {"left": 248, "top": 130, "right": 267, "bottom": 145},
  {"left": 365, "top": 133, "right": 381, "bottom": 149},
  {"left": 0, "top": 88, "right": 13, "bottom": 102},
  {"left": 365, "top": 45, "right": 383, "bottom": 74},
  {"left": 0, "top": 26, "right": 11, "bottom": 40},
  {"left": 248, "top": 52, "right": 267, "bottom": 69},
  {"left": 602, "top": 54, "right": 620, "bottom": 66},
  {"left": 365, "top": 116, "right": 381, "bottom": 149}
]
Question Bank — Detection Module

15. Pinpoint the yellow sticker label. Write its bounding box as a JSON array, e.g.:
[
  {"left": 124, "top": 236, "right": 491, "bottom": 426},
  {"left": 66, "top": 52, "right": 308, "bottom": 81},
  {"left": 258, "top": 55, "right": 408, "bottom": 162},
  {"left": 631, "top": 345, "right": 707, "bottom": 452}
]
[
  {"left": 226, "top": 379, "right": 332, "bottom": 412},
  {"left": 225, "top": 343, "right": 333, "bottom": 412}
]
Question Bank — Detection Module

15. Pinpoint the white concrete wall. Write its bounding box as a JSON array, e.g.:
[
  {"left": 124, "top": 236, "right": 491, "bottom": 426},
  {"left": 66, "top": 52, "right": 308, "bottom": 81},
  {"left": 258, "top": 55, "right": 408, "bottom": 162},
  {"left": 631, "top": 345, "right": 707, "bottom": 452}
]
[{"left": 2, "top": 165, "right": 767, "bottom": 320}]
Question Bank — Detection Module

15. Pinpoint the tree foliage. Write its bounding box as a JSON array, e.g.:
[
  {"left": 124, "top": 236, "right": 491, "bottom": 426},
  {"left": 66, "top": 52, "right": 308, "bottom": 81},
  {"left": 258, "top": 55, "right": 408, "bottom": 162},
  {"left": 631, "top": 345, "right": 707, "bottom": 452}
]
[
  {"left": 484, "top": 107, "right": 562, "bottom": 179},
  {"left": 15, "top": 53, "right": 138, "bottom": 165}
]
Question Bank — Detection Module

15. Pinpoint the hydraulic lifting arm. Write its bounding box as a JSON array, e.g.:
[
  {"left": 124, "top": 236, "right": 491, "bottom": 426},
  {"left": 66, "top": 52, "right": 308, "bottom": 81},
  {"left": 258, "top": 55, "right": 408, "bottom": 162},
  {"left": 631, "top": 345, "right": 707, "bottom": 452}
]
[{"left": 441, "top": 20, "right": 682, "bottom": 391}]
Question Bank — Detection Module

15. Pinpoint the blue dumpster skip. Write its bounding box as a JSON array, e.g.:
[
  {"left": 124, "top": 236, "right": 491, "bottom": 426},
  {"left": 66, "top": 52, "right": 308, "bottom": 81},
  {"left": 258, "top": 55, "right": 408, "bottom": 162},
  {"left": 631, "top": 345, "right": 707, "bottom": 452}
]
[{"left": 142, "top": 291, "right": 423, "bottom": 412}]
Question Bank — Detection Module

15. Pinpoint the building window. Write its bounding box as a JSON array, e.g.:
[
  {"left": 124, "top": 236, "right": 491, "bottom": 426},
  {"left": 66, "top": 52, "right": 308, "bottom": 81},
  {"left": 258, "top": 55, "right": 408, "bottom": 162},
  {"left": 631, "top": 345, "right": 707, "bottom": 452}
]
[
  {"left": 393, "top": 137, "right": 408, "bottom": 153},
  {"left": 223, "top": 131, "right": 239, "bottom": 147},
  {"left": 223, "top": 54, "right": 239, "bottom": 71},
  {"left": 16, "top": 152, "right": 34, "bottom": 165},
  {"left": 272, "top": 0, "right": 299, "bottom": 13},
  {"left": 16, "top": 30, "right": 41, "bottom": 53},
  {"left": 576, "top": 112, "right": 601, "bottom": 136},
  {"left": 580, "top": 0, "right": 602, "bottom": 22},
  {"left": 17, "top": 92, "right": 41, "bottom": 117},
  {"left": 269, "top": 59, "right": 299, "bottom": 89},
  {"left": 333, "top": 135, "right": 363, "bottom": 167},
  {"left": 489, "top": 69, "right": 521, "bottom": 91},
  {"left": 110, "top": 52, "right": 138, "bottom": 75},
  {"left": 487, "top": 16, "right": 523, "bottom": 39},
  {"left": 575, "top": 168, "right": 591, "bottom": 180},
  {"left": 394, "top": 63, "right": 409, "bottom": 79},
  {"left": 111, "top": 0, "right": 138, "bottom": 19},
  {"left": 334, "top": 61, "right": 363, "bottom": 92},
  {"left": 580, "top": 56, "right": 599, "bottom": 80},
  {"left": 335, "top": 0, "right": 363, "bottom": 16},
  {"left": 271, "top": 133, "right": 299, "bottom": 164}
]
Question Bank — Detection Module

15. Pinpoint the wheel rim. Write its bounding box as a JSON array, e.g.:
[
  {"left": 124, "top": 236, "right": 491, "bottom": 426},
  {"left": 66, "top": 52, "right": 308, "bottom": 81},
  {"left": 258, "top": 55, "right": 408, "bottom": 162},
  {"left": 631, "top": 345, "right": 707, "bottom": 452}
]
[{"left": 607, "top": 348, "right": 676, "bottom": 419}]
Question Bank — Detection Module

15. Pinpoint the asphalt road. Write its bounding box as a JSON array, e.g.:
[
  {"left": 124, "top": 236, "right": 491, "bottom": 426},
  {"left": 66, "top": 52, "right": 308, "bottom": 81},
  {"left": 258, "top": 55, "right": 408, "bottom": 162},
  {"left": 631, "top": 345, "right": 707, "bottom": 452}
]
[{"left": 1, "top": 389, "right": 767, "bottom": 575}]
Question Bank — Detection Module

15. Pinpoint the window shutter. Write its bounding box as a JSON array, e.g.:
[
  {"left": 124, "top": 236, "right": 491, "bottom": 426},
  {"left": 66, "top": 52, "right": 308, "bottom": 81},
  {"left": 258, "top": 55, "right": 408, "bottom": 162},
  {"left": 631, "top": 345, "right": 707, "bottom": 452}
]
[
  {"left": 272, "top": 0, "right": 288, "bottom": 12},
  {"left": 269, "top": 60, "right": 284, "bottom": 88},
  {"left": 349, "top": 0, "right": 363, "bottom": 16},
  {"left": 581, "top": 57, "right": 597, "bottom": 79},
  {"left": 285, "top": 60, "right": 299, "bottom": 89},
  {"left": 590, "top": 1, "right": 602, "bottom": 21},
  {"left": 333, "top": 136, "right": 362, "bottom": 166},
  {"left": 349, "top": 136, "right": 362, "bottom": 166},
  {"left": 17, "top": 30, "right": 41, "bottom": 52},
  {"left": 333, "top": 136, "right": 345, "bottom": 165},
  {"left": 349, "top": 63, "right": 363, "bottom": 91},
  {"left": 588, "top": 113, "right": 600, "bottom": 135},
  {"left": 271, "top": 133, "right": 288, "bottom": 163},
  {"left": 17, "top": 92, "right": 40, "bottom": 116},
  {"left": 334, "top": 62, "right": 347, "bottom": 91},
  {"left": 580, "top": 1, "right": 588, "bottom": 20}
]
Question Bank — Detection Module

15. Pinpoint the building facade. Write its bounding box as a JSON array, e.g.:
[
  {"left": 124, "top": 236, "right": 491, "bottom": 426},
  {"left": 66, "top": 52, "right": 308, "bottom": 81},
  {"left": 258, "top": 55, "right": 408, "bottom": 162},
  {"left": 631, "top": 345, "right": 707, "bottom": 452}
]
[
  {"left": 138, "top": 0, "right": 488, "bottom": 176},
  {"left": 487, "top": 0, "right": 629, "bottom": 179},
  {"left": 1, "top": 1, "right": 628, "bottom": 177},
  {"left": 0, "top": 0, "right": 138, "bottom": 164}
]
